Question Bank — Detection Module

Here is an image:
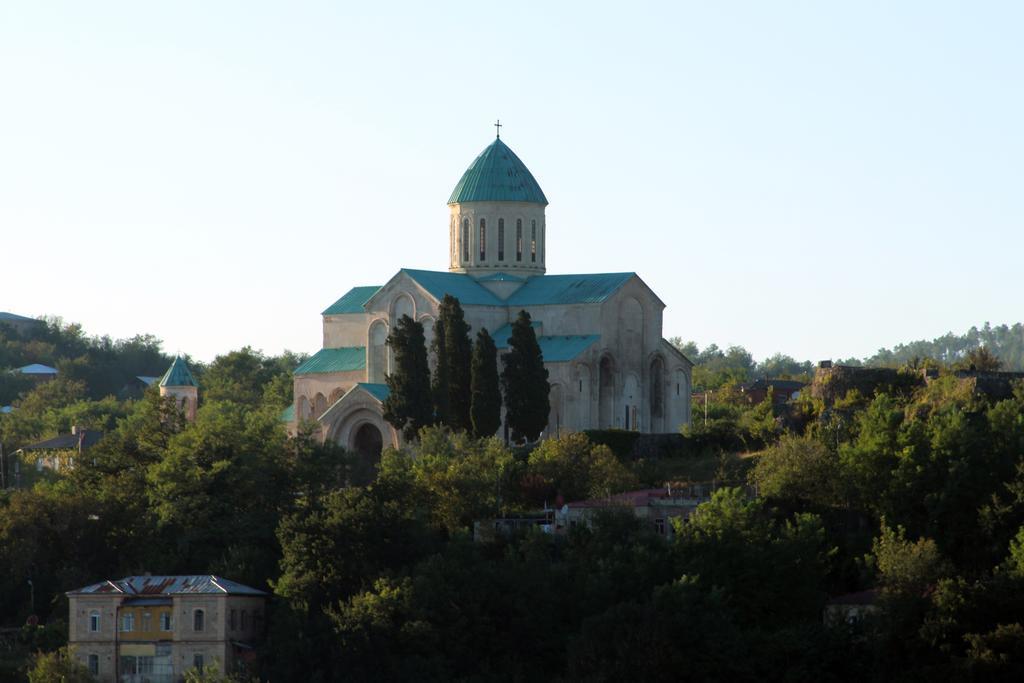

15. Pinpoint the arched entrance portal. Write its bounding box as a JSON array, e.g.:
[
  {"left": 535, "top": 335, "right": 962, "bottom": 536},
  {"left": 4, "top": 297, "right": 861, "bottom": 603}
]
[{"left": 352, "top": 423, "right": 384, "bottom": 463}]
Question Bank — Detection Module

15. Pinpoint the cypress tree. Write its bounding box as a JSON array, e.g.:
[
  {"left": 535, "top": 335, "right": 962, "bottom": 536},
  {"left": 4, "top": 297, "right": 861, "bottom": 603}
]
[
  {"left": 382, "top": 314, "right": 433, "bottom": 441},
  {"left": 437, "top": 294, "right": 473, "bottom": 432},
  {"left": 430, "top": 317, "right": 450, "bottom": 424},
  {"left": 501, "top": 310, "right": 550, "bottom": 442},
  {"left": 470, "top": 327, "right": 502, "bottom": 439}
]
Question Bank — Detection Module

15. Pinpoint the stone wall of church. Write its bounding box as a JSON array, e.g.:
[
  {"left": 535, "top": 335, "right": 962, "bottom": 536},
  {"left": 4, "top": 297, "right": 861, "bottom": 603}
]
[
  {"left": 324, "top": 313, "right": 371, "bottom": 348},
  {"left": 294, "top": 369, "right": 365, "bottom": 421}
]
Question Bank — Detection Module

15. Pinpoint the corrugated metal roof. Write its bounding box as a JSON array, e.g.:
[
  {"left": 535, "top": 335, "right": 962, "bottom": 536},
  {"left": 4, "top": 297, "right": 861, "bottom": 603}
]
[
  {"left": 490, "top": 321, "right": 542, "bottom": 347},
  {"left": 448, "top": 138, "right": 548, "bottom": 205},
  {"left": 0, "top": 406, "right": 12, "bottom": 414},
  {"left": 475, "top": 272, "right": 526, "bottom": 282},
  {"left": 533, "top": 335, "right": 600, "bottom": 362},
  {"left": 323, "top": 285, "right": 381, "bottom": 315},
  {"left": 402, "top": 269, "right": 504, "bottom": 306},
  {"left": 137, "top": 376, "right": 160, "bottom": 386},
  {"left": 0, "top": 311, "right": 38, "bottom": 322},
  {"left": 18, "top": 363, "right": 58, "bottom": 375},
  {"left": 355, "top": 383, "right": 389, "bottom": 402},
  {"left": 18, "top": 430, "right": 103, "bottom": 452},
  {"left": 294, "top": 347, "right": 366, "bottom": 375},
  {"left": 506, "top": 273, "right": 635, "bottom": 306},
  {"left": 68, "top": 575, "right": 266, "bottom": 596},
  {"left": 159, "top": 356, "right": 197, "bottom": 388}
]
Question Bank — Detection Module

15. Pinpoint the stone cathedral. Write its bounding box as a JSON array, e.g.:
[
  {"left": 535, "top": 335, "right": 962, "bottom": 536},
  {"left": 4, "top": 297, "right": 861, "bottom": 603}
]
[{"left": 284, "top": 133, "right": 692, "bottom": 456}]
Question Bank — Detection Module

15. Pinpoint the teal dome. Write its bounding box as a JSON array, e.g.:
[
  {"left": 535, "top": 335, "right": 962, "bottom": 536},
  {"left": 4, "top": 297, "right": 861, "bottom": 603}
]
[{"left": 448, "top": 138, "right": 548, "bottom": 205}]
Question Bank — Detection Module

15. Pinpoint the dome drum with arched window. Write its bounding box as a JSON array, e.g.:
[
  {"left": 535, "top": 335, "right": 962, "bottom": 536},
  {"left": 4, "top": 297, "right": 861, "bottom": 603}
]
[{"left": 448, "top": 138, "right": 548, "bottom": 276}]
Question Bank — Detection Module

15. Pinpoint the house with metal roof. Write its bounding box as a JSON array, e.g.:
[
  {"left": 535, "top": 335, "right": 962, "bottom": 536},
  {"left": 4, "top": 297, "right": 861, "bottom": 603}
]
[
  {"left": 66, "top": 575, "right": 266, "bottom": 682},
  {"left": 288, "top": 132, "right": 692, "bottom": 456},
  {"left": 0, "top": 311, "right": 42, "bottom": 336}
]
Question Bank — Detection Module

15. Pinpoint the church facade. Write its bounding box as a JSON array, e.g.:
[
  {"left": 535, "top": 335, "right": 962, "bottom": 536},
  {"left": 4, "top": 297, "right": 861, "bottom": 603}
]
[{"left": 285, "top": 135, "right": 692, "bottom": 455}]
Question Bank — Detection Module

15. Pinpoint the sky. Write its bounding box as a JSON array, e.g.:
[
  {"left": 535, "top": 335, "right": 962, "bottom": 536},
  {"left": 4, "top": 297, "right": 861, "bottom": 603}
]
[{"left": 2, "top": 2, "right": 1022, "bottom": 364}]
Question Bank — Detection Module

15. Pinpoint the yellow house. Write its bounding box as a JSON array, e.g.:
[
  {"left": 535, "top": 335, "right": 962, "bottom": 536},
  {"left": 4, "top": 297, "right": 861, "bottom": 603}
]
[{"left": 66, "top": 575, "right": 266, "bottom": 682}]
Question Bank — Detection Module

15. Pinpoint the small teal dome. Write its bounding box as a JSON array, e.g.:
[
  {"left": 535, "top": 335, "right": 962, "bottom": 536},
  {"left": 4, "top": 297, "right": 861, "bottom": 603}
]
[{"left": 448, "top": 138, "right": 548, "bottom": 205}]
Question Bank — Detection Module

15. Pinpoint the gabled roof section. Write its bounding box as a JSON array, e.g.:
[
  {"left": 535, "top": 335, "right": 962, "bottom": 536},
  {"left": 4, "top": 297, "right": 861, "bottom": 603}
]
[
  {"left": 506, "top": 273, "right": 636, "bottom": 306},
  {"left": 294, "top": 347, "right": 366, "bottom": 375},
  {"left": 17, "top": 363, "right": 57, "bottom": 375},
  {"left": 160, "top": 356, "right": 196, "bottom": 388},
  {"left": 355, "top": 383, "right": 389, "bottom": 402},
  {"left": 323, "top": 285, "right": 382, "bottom": 315},
  {"left": 495, "top": 334, "right": 599, "bottom": 362},
  {"left": 401, "top": 269, "right": 504, "bottom": 306},
  {"left": 448, "top": 138, "right": 548, "bottom": 205},
  {"left": 68, "top": 575, "right": 266, "bottom": 596}
]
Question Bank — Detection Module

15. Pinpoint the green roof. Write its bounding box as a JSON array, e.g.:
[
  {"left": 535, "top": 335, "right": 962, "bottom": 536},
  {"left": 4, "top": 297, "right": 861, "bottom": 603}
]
[
  {"left": 506, "top": 273, "right": 635, "bottom": 306},
  {"left": 402, "top": 269, "right": 504, "bottom": 306},
  {"left": 294, "top": 347, "right": 366, "bottom": 375},
  {"left": 323, "top": 286, "right": 381, "bottom": 315},
  {"left": 476, "top": 272, "right": 526, "bottom": 282},
  {"left": 496, "top": 334, "right": 599, "bottom": 362},
  {"left": 489, "top": 321, "right": 541, "bottom": 347},
  {"left": 448, "top": 138, "right": 548, "bottom": 205},
  {"left": 159, "top": 356, "right": 197, "bottom": 388},
  {"left": 279, "top": 404, "right": 295, "bottom": 422},
  {"left": 355, "top": 383, "right": 389, "bottom": 402}
]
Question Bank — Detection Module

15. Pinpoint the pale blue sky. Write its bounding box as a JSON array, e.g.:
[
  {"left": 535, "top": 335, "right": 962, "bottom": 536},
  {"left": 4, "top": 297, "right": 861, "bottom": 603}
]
[{"left": 2, "top": 2, "right": 1021, "bottom": 363}]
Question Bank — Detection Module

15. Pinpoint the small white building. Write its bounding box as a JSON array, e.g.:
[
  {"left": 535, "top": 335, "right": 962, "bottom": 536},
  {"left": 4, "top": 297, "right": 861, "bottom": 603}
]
[{"left": 286, "top": 133, "right": 693, "bottom": 456}]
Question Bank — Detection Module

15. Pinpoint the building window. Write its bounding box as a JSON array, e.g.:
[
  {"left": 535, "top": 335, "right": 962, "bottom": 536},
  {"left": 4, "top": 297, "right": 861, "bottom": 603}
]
[
  {"left": 121, "top": 612, "right": 134, "bottom": 632},
  {"left": 462, "top": 219, "right": 469, "bottom": 262},
  {"left": 88, "top": 654, "right": 99, "bottom": 675},
  {"left": 142, "top": 612, "right": 151, "bottom": 632},
  {"left": 193, "top": 609, "right": 205, "bottom": 632},
  {"left": 479, "top": 218, "right": 486, "bottom": 261},
  {"left": 531, "top": 220, "right": 537, "bottom": 262},
  {"left": 89, "top": 610, "right": 100, "bottom": 632},
  {"left": 241, "top": 610, "right": 249, "bottom": 630},
  {"left": 160, "top": 612, "right": 172, "bottom": 631},
  {"left": 516, "top": 219, "right": 523, "bottom": 261},
  {"left": 229, "top": 609, "right": 237, "bottom": 631},
  {"left": 193, "top": 654, "right": 204, "bottom": 670},
  {"left": 654, "top": 518, "right": 666, "bottom": 535},
  {"left": 498, "top": 218, "right": 504, "bottom": 261}
]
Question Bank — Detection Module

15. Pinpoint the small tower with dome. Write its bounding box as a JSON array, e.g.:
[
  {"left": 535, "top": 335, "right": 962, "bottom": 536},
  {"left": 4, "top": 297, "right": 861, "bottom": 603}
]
[
  {"left": 448, "top": 131, "right": 548, "bottom": 277},
  {"left": 159, "top": 356, "right": 198, "bottom": 422}
]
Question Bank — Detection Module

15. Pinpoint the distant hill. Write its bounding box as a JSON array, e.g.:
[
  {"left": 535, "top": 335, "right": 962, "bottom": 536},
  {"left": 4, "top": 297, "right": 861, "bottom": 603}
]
[{"left": 864, "top": 322, "right": 1024, "bottom": 371}]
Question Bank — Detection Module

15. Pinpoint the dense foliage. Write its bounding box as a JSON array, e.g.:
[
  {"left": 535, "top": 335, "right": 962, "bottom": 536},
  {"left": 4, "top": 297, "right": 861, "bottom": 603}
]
[{"left": 5, "top": 317, "right": 1024, "bottom": 680}]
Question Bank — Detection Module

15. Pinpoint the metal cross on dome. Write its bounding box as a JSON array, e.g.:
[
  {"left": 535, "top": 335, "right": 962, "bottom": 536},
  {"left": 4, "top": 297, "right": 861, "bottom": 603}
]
[{"left": 494, "top": 119, "right": 502, "bottom": 138}]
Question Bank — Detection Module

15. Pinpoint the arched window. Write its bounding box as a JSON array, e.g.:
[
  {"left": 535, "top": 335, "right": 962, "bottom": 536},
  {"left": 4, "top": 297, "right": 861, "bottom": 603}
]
[
  {"left": 531, "top": 220, "right": 537, "bottom": 262},
  {"left": 462, "top": 219, "right": 469, "bottom": 262},
  {"left": 516, "top": 219, "right": 523, "bottom": 261},
  {"left": 479, "top": 218, "right": 486, "bottom": 261},
  {"left": 498, "top": 219, "right": 505, "bottom": 261},
  {"left": 193, "top": 609, "right": 205, "bottom": 632},
  {"left": 89, "top": 610, "right": 100, "bottom": 632}
]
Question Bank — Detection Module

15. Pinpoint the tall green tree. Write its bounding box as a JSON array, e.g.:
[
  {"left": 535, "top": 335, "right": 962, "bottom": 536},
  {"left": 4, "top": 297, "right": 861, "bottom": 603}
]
[
  {"left": 435, "top": 295, "right": 473, "bottom": 432},
  {"left": 469, "top": 328, "right": 501, "bottom": 439},
  {"left": 382, "top": 315, "right": 434, "bottom": 441},
  {"left": 430, "top": 317, "right": 450, "bottom": 425},
  {"left": 500, "top": 310, "right": 549, "bottom": 442}
]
